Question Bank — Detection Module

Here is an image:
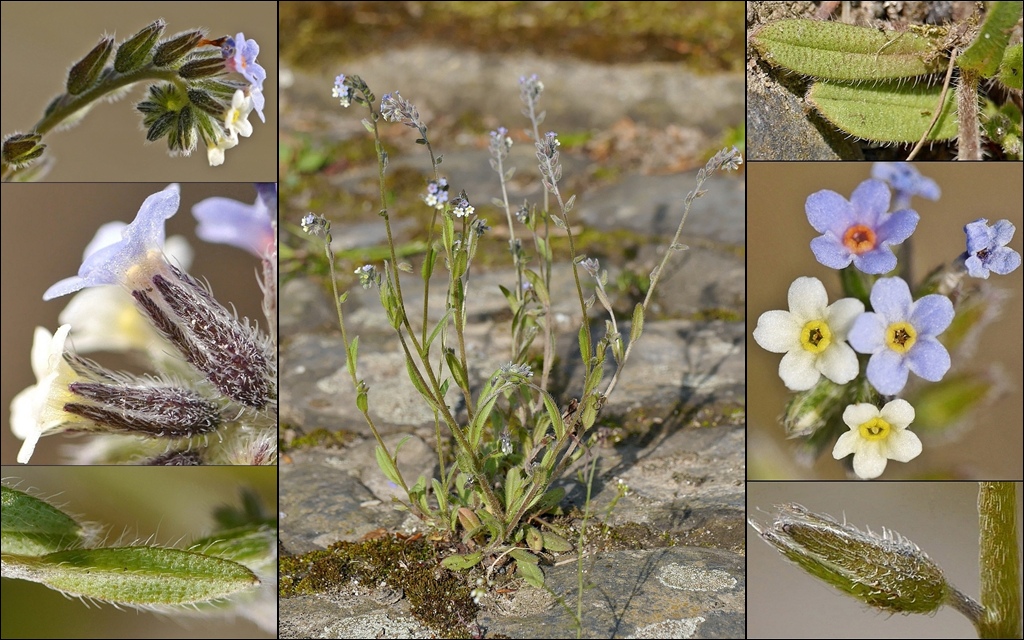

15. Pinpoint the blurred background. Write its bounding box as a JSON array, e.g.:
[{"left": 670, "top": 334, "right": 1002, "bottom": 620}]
[
  {"left": 748, "top": 482, "right": 1023, "bottom": 639},
  {"left": 0, "top": 183, "right": 270, "bottom": 465},
  {"left": 748, "top": 163, "right": 1024, "bottom": 480},
  {"left": 0, "top": 466, "right": 276, "bottom": 638},
  {"left": 0, "top": 1, "right": 277, "bottom": 182}
]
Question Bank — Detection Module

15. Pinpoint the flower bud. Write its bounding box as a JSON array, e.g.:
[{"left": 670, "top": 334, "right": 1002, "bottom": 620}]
[
  {"left": 187, "top": 88, "right": 225, "bottom": 117},
  {"left": 67, "top": 36, "right": 114, "bottom": 95},
  {"left": 178, "top": 55, "right": 227, "bottom": 79},
  {"left": 750, "top": 503, "right": 949, "bottom": 614},
  {"left": 153, "top": 30, "right": 204, "bottom": 67},
  {"left": 2, "top": 133, "right": 46, "bottom": 169},
  {"left": 64, "top": 381, "right": 221, "bottom": 438},
  {"left": 114, "top": 19, "right": 166, "bottom": 73}
]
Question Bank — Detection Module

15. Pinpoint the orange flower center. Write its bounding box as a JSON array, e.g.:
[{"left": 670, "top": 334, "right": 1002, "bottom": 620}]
[{"left": 843, "top": 224, "right": 877, "bottom": 255}]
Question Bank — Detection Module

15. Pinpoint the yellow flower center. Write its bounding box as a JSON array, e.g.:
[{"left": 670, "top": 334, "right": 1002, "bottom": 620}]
[
  {"left": 858, "top": 417, "right": 891, "bottom": 441},
  {"left": 800, "top": 320, "right": 832, "bottom": 354},
  {"left": 885, "top": 321, "right": 917, "bottom": 354},
  {"left": 843, "top": 224, "right": 877, "bottom": 255}
]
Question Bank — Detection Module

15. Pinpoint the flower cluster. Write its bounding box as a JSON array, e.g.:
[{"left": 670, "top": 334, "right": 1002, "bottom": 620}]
[
  {"left": 423, "top": 177, "right": 449, "bottom": 209},
  {"left": 754, "top": 165, "right": 1021, "bottom": 479},
  {"left": 9, "top": 185, "right": 278, "bottom": 464}
]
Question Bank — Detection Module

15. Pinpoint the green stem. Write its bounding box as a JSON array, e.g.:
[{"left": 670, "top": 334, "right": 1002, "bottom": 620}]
[{"left": 977, "top": 482, "right": 1022, "bottom": 639}]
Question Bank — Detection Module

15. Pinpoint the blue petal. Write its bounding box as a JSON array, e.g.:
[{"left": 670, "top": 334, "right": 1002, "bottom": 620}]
[
  {"left": 869, "top": 277, "right": 913, "bottom": 323},
  {"left": 848, "top": 311, "right": 886, "bottom": 354},
  {"left": 852, "top": 247, "right": 897, "bottom": 275},
  {"left": 906, "top": 337, "right": 951, "bottom": 382},
  {"left": 987, "top": 247, "right": 1022, "bottom": 275},
  {"left": 806, "top": 189, "right": 855, "bottom": 235},
  {"left": 909, "top": 294, "right": 954, "bottom": 336},
  {"left": 849, "top": 179, "right": 891, "bottom": 226},
  {"left": 876, "top": 208, "right": 920, "bottom": 245},
  {"left": 43, "top": 184, "right": 179, "bottom": 300},
  {"left": 867, "top": 349, "right": 909, "bottom": 395},
  {"left": 810, "top": 235, "right": 854, "bottom": 269}
]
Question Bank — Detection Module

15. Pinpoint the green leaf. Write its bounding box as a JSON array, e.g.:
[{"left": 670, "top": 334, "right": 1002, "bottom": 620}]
[
  {"left": 6, "top": 547, "right": 258, "bottom": 607},
  {"left": 509, "top": 547, "right": 539, "bottom": 564},
  {"left": 445, "top": 349, "right": 469, "bottom": 392},
  {"left": 441, "top": 551, "right": 483, "bottom": 570},
  {"left": 578, "top": 323, "right": 592, "bottom": 364},
  {"left": 375, "top": 444, "right": 403, "bottom": 486},
  {"left": 504, "top": 467, "right": 524, "bottom": 514},
  {"left": 526, "top": 526, "right": 544, "bottom": 552},
  {"left": 541, "top": 531, "right": 573, "bottom": 553},
  {"left": 998, "top": 44, "right": 1023, "bottom": 90},
  {"left": 346, "top": 336, "right": 359, "bottom": 379},
  {"left": 1, "top": 486, "right": 85, "bottom": 556},
  {"left": 629, "top": 303, "right": 645, "bottom": 345},
  {"left": 477, "top": 509, "right": 504, "bottom": 541},
  {"left": 807, "top": 79, "right": 957, "bottom": 143},
  {"left": 750, "top": 19, "right": 945, "bottom": 81},
  {"left": 526, "top": 487, "right": 564, "bottom": 516},
  {"left": 958, "top": 1, "right": 1022, "bottom": 77},
  {"left": 516, "top": 557, "right": 545, "bottom": 588},
  {"left": 470, "top": 388, "right": 502, "bottom": 449},
  {"left": 540, "top": 390, "right": 566, "bottom": 439}
]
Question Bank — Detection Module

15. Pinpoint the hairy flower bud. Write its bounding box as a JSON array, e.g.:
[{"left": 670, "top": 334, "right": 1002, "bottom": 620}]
[
  {"left": 750, "top": 503, "right": 950, "bottom": 614},
  {"left": 67, "top": 36, "right": 114, "bottom": 95},
  {"left": 2, "top": 133, "right": 46, "bottom": 169},
  {"left": 153, "top": 29, "right": 204, "bottom": 67},
  {"left": 114, "top": 19, "right": 166, "bottom": 73},
  {"left": 179, "top": 55, "right": 227, "bottom": 80}
]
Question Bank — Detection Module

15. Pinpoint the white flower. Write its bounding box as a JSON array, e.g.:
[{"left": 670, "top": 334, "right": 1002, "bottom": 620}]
[
  {"left": 753, "top": 276, "right": 864, "bottom": 390},
  {"left": 207, "top": 129, "right": 239, "bottom": 167},
  {"left": 224, "top": 89, "right": 255, "bottom": 139},
  {"left": 10, "top": 325, "right": 85, "bottom": 463},
  {"left": 833, "top": 399, "right": 922, "bottom": 479}
]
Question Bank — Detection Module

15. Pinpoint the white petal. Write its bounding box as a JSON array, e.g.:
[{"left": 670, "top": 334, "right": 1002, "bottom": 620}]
[
  {"left": 852, "top": 441, "right": 888, "bottom": 479},
  {"left": 816, "top": 341, "right": 859, "bottom": 385},
  {"left": 832, "top": 430, "right": 860, "bottom": 459},
  {"left": 880, "top": 398, "right": 915, "bottom": 429},
  {"left": 826, "top": 297, "right": 866, "bottom": 337},
  {"left": 779, "top": 349, "right": 820, "bottom": 391},
  {"left": 842, "top": 403, "right": 880, "bottom": 429},
  {"left": 753, "top": 310, "right": 800, "bottom": 352},
  {"left": 788, "top": 277, "right": 828, "bottom": 321},
  {"left": 883, "top": 428, "right": 922, "bottom": 463}
]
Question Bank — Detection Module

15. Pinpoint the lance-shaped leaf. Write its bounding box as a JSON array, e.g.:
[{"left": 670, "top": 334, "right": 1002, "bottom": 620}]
[
  {"left": 3, "top": 546, "right": 258, "bottom": 607},
  {"left": 958, "top": 1, "right": 1022, "bottom": 78},
  {"left": 750, "top": 19, "right": 946, "bottom": 81},
  {"left": 1, "top": 486, "right": 86, "bottom": 556},
  {"left": 808, "top": 79, "right": 958, "bottom": 143}
]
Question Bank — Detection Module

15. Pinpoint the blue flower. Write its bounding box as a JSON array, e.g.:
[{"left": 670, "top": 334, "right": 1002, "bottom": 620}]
[
  {"left": 871, "top": 163, "right": 940, "bottom": 210},
  {"left": 43, "top": 184, "right": 181, "bottom": 300},
  {"left": 223, "top": 33, "right": 266, "bottom": 122},
  {"left": 964, "top": 218, "right": 1022, "bottom": 278},
  {"left": 192, "top": 183, "right": 276, "bottom": 258},
  {"left": 806, "top": 179, "right": 920, "bottom": 275},
  {"left": 848, "top": 277, "right": 953, "bottom": 395}
]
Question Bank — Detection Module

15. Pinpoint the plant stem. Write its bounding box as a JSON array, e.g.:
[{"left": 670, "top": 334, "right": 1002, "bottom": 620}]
[
  {"left": 956, "top": 70, "right": 983, "bottom": 161},
  {"left": 977, "top": 482, "right": 1022, "bottom": 639}
]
